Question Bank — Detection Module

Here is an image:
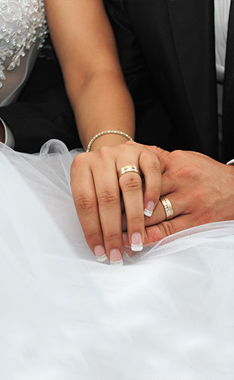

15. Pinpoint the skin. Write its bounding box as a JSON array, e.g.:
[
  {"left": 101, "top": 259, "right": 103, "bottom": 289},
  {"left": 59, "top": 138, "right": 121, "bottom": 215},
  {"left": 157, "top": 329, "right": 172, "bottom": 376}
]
[
  {"left": 71, "top": 143, "right": 161, "bottom": 262},
  {"left": 45, "top": 0, "right": 134, "bottom": 149},
  {"left": 45, "top": 0, "right": 160, "bottom": 262},
  {"left": 46, "top": 0, "right": 234, "bottom": 262},
  {"left": 122, "top": 143, "right": 234, "bottom": 245}
]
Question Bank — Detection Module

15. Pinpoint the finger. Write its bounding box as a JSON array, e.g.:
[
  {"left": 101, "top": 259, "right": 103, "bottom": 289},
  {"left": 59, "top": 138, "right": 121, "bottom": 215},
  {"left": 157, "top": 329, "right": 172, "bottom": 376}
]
[
  {"left": 71, "top": 154, "right": 107, "bottom": 262},
  {"left": 92, "top": 155, "right": 124, "bottom": 265},
  {"left": 119, "top": 167, "right": 144, "bottom": 252},
  {"left": 145, "top": 194, "right": 187, "bottom": 227},
  {"left": 137, "top": 150, "right": 161, "bottom": 218},
  {"left": 144, "top": 214, "right": 199, "bottom": 244},
  {"left": 122, "top": 192, "right": 187, "bottom": 231},
  {"left": 126, "top": 142, "right": 171, "bottom": 178},
  {"left": 143, "top": 145, "right": 167, "bottom": 157},
  {"left": 122, "top": 213, "right": 198, "bottom": 249},
  {"left": 118, "top": 145, "right": 166, "bottom": 251},
  {"left": 143, "top": 145, "right": 170, "bottom": 170},
  {"left": 157, "top": 150, "right": 204, "bottom": 196}
]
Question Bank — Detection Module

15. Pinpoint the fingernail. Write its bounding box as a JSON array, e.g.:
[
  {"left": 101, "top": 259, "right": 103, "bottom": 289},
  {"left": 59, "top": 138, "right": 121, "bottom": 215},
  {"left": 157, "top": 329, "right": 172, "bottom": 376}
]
[
  {"left": 131, "top": 232, "right": 143, "bottom": 252},
  {"left": 94, "top": 245, "right": 108, "bottom": 262},
  {"left": 144, "top": 201, "right": 155, "bottom": 217},
  {"left": 110, "top": 249, "right": 123, "bottom": 266}
]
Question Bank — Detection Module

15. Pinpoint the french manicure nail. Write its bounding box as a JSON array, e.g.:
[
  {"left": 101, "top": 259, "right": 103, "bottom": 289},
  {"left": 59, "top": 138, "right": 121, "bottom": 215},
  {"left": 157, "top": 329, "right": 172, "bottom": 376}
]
[
  {"left": 144, "top": 201, "right": 155, "bottom": 217},
  {"left": 131, "top": 232, "right": 143, "bottom": 252},
  {"left": 94, "top": 245, "right": 108, "bottom": 262},
  {"left": 110, "top": 249, "right": 123, "bottom": 266}
]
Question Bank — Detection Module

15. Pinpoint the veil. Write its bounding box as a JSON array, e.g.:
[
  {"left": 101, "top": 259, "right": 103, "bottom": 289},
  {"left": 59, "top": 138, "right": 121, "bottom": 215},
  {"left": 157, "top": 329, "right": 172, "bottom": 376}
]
[{"left": 1, "top": 140, "right": 234, "bottom": 379}]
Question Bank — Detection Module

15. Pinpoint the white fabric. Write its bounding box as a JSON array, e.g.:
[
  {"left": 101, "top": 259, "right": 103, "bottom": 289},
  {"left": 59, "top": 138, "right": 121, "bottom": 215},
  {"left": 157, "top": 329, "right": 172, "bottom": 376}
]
[
  {"left": 0, "top": 140, "right": 234, "bottom": 379},
  {"left": 215, "top": 0, "right": 231, "bottom": 80},
  {"left": 227, "top": 158, "right": 234, "bottom": 165},
  {"left": 214, "top": 0, "right": 231, "bottom": 146},
  {"left": 0, "top": 0, "right": 46, "bottom": 106}
]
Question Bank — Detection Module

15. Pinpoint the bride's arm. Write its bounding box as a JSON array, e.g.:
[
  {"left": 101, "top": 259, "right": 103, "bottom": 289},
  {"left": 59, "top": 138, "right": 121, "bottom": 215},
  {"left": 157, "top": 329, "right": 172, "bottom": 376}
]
[
  {"left": 45, "top": 0, "right": 134, "bottom": 150},
  {"left": 45, "top": 0, "right": 161, "bottom": 264}
]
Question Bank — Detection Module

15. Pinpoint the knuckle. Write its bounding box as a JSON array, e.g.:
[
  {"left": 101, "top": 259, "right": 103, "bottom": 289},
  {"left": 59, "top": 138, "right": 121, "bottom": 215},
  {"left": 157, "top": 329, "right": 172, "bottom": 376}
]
[
  {"left": 144, "top": 156, "right": 161, "bottom": 173},
  {"left": 159, "top": 221, "right": 175, "bottom": 237},
  {"left": 104, "top": 232, "right": 121, "bottom": 245},
  {"left": 183, "top": 165, "right": 200, "bottom": 178},
  {"left": 168, "top": 150, "right": 201, "bottom": 178},
  {"left": 166, "top": 164, "right": 199, "bottom": 183},
  {"left": 98, "top": 189, "right": 119, "bottom": 207},
  {"left": 70, "top": 153, "right": 91, "bottom": 180},
  {"left": 170, "top": 149, "right": 185, "bottom": 160},
  {"left": 121, "top": 177, "right": 142, "bottom": 193},
  {"left": 85, "top": 230, "right": 102, "bottom": 244},
  {"left": 74, "top": 195, "right": 95, "bottom": 214},
  {"left": 145, "top": 226, "right": 158, "bottom": 243},
  {"left": 148, "top": 163, "right": 161, "bottom": 180},
  {"left": 96, "top": 145, "right": 117, "bottom": 160},
  {"left": 96, "top": 145, "right": 110, "bottom": 157},
  {"left": 128, "top": 214, "right": 144, "bottom": 226},
  {"left": 71, "top": 152, "right": 86, "bottom": 170}
]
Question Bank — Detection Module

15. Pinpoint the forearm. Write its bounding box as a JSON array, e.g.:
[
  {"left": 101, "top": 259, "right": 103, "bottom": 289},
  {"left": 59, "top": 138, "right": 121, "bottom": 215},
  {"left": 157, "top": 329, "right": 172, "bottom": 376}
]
[
  {"left": 45, "top": 0, "right": 135, "bottom": 151},
  {"left": 70, "top": 70, "right": 135, "bottom": 151}
]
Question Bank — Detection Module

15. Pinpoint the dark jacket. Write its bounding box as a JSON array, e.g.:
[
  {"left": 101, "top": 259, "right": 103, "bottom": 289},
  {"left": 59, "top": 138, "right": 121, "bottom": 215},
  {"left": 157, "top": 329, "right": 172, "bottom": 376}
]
[{"left": 105, "top": 0, "right": 234, "bottom": 161}]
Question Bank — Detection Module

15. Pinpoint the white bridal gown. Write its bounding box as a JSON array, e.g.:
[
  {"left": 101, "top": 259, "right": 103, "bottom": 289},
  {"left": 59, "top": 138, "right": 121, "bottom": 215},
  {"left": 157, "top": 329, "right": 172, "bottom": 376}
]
[{"left": 1, "top": 2, "right": 234, "bottom": 379}]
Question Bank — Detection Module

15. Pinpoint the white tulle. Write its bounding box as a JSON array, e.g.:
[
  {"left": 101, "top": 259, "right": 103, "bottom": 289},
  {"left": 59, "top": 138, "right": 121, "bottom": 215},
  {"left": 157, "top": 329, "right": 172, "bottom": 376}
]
[{"left": 0, "top": 140, "right": 234, "bottom": 380}]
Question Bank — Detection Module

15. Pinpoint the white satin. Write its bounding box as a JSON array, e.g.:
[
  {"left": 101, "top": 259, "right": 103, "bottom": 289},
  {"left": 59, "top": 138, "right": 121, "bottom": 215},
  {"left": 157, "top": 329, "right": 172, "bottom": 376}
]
[{"left": 0, "top": 140, "right": 234, "bottom": 380}]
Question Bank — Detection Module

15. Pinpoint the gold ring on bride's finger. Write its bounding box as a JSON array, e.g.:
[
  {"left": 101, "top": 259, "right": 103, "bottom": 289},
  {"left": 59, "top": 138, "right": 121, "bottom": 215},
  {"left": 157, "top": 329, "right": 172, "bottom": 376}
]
[
  {"left": 159, "top": 196, "right": 174, "bottom": 220},
  {"left": 118, "top": 165, "right": 141, "bottom": 179}
]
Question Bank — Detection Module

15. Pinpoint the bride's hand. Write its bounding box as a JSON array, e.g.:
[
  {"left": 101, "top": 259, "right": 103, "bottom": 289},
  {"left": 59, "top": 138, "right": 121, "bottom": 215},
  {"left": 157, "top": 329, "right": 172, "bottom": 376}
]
[{"left": 70, "top": 142, "right": 161, "bottom": 264}]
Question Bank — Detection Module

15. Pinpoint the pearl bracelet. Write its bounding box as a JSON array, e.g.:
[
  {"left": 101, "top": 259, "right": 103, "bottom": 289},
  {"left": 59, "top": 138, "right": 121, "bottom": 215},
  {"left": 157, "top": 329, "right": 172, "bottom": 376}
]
[{"left": 86, "top": 130, "right": 133, "bottom": 152}]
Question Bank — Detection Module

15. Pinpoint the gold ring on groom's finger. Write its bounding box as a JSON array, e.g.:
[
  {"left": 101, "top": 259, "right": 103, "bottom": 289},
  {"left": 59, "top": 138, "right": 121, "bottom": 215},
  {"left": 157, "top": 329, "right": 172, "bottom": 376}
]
[
  {"left": 118, "top": 165, "right": 141, "bottom": 179},
  {"left": 159, "top": 196, "right": 174, "bottom": 220}
]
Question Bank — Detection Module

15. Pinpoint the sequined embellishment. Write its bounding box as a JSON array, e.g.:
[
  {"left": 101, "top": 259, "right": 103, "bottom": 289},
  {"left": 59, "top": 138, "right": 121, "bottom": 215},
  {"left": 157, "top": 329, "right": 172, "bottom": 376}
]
[{"left": 0, "top": 0, "right": 47, "bottom": 89}]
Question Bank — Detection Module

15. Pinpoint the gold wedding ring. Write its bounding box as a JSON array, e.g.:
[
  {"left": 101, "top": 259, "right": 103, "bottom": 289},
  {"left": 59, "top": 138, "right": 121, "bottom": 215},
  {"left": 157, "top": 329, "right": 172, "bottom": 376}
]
[
  {"left": 118, "top": 165, "right": 141, "bottom": 179},
  {"left": 159, "top": 196, "right": 174, "bottom": 220}
]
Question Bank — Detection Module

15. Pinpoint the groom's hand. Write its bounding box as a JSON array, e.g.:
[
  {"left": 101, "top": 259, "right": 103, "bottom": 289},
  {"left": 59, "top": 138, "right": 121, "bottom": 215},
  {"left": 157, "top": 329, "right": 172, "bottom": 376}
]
[{"left": 123, "top": 147, "right": 234, "bottom": 245}]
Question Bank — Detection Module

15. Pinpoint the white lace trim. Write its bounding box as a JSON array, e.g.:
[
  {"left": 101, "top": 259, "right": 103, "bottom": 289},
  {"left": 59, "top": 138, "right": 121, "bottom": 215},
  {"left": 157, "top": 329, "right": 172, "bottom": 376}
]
[{"left": 0, "top": 0, "right": 47, "bottom": 89}]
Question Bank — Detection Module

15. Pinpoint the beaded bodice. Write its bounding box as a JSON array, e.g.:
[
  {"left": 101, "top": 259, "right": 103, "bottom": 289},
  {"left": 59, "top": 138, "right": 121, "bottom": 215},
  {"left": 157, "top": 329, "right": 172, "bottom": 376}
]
[{"left": 0, "top": 0, "right": 46, "bottom": 105}]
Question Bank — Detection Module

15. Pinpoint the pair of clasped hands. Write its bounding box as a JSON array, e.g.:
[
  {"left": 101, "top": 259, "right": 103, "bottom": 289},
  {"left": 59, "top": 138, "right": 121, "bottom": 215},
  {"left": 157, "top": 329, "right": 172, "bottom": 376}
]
[{"left": 71, "top": 142, "right": 234, "bottom": 265}]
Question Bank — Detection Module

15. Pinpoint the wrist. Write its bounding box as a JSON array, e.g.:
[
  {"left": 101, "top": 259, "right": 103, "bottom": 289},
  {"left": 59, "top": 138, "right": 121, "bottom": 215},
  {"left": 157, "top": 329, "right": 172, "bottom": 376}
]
[
  {"left": 90, "top": 134, "right": 132, "bottom": 151},
  {"left": 86, "top": 130, "right": 133, "bottom": 152}
]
